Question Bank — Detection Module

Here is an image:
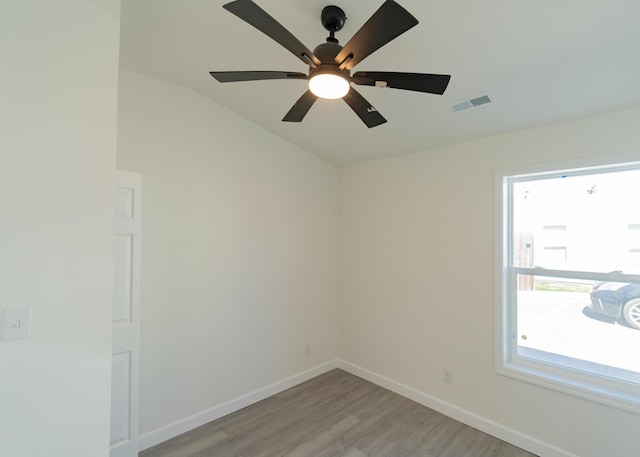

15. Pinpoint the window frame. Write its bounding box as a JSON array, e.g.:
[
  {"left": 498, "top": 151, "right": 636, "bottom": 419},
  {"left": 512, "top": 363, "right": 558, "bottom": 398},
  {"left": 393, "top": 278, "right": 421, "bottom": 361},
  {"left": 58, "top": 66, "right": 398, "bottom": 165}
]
[{"left": 495, "top": 154, "right": 640, "bottom": 414}]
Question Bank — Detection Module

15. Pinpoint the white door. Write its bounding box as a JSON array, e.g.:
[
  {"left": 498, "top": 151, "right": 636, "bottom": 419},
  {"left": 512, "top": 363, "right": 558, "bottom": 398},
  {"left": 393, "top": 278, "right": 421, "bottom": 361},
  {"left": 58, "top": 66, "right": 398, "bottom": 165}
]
[{"left": 110, "top": 171, "right": 142, "bottom": 457}]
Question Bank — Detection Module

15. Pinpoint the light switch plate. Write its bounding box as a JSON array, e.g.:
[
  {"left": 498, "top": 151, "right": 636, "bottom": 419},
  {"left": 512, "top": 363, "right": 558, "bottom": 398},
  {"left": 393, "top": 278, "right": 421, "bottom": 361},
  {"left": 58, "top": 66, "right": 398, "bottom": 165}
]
[{"left": 1, "top": 308, "right": 32, "bottom": 341}]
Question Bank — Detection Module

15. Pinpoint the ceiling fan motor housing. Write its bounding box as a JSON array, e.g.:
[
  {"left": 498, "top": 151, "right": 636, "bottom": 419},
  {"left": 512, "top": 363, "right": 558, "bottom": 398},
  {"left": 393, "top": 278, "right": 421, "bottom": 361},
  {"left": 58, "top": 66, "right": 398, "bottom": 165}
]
[
  {"left": 310, "top": 42, "right": 350, "bottom": 80},
  {"left": 313, "top": 41, "right": 342, "bottom": 63}
]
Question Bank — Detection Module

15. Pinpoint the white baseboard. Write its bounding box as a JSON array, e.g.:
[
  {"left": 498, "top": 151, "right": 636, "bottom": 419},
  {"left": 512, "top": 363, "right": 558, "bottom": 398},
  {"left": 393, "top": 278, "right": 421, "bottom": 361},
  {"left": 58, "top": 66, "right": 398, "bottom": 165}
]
[
  {"left": 138, "top": 360, "right": 338, "bottom": 451},
  {"left": 140, "top": 358, "right": 578, "bottom": 457},
  {"left": 337, "top": 359, "right": 580, "bottom": 457}
]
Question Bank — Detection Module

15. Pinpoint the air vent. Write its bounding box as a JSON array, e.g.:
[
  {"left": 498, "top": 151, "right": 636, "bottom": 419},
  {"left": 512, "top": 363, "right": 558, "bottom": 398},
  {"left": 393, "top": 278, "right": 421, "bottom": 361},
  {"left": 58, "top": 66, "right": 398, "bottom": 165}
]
[{"left": 449, "top": 93, "right": 494, "bottom": 112}]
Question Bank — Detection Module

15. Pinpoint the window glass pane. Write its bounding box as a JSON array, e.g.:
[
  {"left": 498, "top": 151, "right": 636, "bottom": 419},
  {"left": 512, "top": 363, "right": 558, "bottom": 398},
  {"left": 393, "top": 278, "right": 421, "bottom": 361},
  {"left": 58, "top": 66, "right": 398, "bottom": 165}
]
[
  {"left": 512, "top": 168, "right": 640, "bottom": 272},
  {"left": 516, "top": 273, "right": 640, "bottom": 382}
]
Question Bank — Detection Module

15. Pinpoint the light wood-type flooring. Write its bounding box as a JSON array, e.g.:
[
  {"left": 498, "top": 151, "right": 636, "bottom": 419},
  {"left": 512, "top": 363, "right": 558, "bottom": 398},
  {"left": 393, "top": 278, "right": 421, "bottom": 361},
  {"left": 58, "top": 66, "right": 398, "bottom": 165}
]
[{"left": 141, "top": 369, "right": 538, "bottom": 457}]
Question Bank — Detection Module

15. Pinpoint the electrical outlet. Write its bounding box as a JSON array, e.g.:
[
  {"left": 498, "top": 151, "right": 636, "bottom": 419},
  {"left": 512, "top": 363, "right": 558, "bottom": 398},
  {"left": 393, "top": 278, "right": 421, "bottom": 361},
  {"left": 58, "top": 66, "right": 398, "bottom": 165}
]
[
  {"left": 305, "top": 344, "right": 311, "bottom": 357},
  {"left": 443, "top": 368, "right": 453, "bottom": 384}
]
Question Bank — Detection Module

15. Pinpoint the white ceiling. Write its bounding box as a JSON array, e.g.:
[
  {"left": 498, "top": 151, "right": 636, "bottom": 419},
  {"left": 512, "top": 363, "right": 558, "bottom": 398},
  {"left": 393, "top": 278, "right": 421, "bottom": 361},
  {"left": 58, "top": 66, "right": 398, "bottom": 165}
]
[{"left": 120, "top": 0, "right": 640, "bottom": 166}]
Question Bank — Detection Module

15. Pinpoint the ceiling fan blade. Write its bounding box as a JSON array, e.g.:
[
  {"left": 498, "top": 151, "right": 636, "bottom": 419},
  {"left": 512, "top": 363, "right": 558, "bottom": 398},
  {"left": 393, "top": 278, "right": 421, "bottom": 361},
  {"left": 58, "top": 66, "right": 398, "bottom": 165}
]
[
  {"left": 351, "top": 72, "right": 451, "bottom": 94},
  {"left": 335, "top": 0, "right": 418, "bottom": 71},
  {"left": 342, "top": 88, "right": 387, "bottom": 128},
  {"left": 282, "top": 90, "right": 318, "bottom": 122},
  {"left": 223, "top": 0, "right": 320, "bottom": 67},
  {"left": 210, "top": 71, "right": 307, "bottom": 82}
]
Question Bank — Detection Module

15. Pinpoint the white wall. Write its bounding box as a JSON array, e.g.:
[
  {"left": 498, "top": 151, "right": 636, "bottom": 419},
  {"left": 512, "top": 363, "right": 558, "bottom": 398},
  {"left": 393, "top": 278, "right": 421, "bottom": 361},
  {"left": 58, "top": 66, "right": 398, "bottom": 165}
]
[
  {"left": 117, "top": 70, "right": 339, "bottom": 443},
  {"left": 0, "top": 1, "right": 120, "bottom": 457},
  {"left": 339, "top": 107, "right": 640, "bottom": 457}
]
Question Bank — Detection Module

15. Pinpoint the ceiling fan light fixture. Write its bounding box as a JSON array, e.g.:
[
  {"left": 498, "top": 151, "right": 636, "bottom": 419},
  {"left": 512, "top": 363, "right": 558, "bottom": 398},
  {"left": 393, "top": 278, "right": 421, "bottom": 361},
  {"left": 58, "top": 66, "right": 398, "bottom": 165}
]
[
  {"left": 213, "top": 0, "right": 451, "bottom": 127},
  {"left": 308, "top": 72, "right": 350, "bottom": 99}
]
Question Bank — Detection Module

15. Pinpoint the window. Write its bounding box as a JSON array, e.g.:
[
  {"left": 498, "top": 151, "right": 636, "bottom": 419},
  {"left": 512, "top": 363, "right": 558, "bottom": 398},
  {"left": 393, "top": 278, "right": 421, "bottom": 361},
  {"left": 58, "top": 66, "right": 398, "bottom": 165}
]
[{"left": 496, "top": 157, "right": 640, "bottom": 413}]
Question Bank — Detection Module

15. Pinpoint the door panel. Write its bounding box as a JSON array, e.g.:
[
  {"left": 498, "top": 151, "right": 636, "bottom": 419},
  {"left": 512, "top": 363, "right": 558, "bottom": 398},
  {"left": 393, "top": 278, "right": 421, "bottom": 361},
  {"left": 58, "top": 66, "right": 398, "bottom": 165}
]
[
  {"left": 113, "top": 234, "right": 133, "bottom": 324},
  {"left": 110, "top": 351, "right": 132, "bottom": 446},
  {"left": 110, "top": 171, "right": 141, "bottom": 457}
]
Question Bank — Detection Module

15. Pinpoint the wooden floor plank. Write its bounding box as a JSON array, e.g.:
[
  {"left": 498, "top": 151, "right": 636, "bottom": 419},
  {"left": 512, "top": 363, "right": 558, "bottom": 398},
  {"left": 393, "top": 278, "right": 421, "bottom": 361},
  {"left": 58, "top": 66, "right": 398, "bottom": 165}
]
[{"left": 140, "top": 369, "right": 538, "bottom": 457}]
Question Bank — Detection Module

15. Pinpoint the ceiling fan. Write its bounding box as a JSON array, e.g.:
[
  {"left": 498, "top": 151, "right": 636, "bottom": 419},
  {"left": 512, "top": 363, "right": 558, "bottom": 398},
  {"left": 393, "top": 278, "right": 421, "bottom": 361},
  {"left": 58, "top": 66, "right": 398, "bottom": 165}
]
[{"left": 210, "top": 0, "right": 451, "bottom": 128}]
